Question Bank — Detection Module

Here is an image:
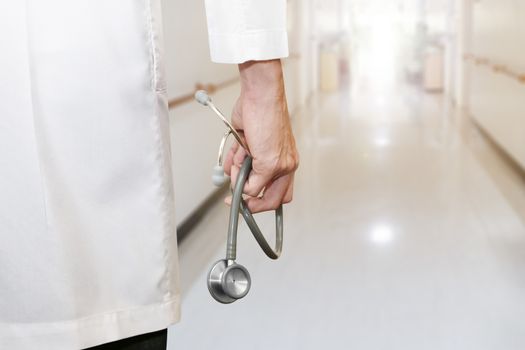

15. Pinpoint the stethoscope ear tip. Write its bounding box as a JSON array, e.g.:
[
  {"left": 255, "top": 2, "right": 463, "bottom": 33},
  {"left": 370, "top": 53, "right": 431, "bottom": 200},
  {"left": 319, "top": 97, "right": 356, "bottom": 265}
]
[
  {"left": 195, "top": 90, "right": 211, "bottom": 106},
  {"left": 212, "top": 165, "right": 228, "bottom": 187}
]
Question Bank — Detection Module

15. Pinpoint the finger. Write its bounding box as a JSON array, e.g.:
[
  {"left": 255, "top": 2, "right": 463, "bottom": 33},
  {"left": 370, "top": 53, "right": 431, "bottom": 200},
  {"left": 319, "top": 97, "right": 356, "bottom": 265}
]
[
  {"left": 242, "top": 153, "right": 298, "bottom": 197},
  {"left": 229, "top": 164, "right": 240, "bottom": 191},
  {"left": 224, "top": 195, "right": 232, "bottom": 207},
  {"left": 282, "top": 174, "right": 295, "bottom": 204},
  {"left": 223, "top": 142, "right": 239, "bottom": 176},
  {"left": 243, "top": 170, "right": 273, "bottom": 198},
  {"left": 244, "top": 175, "right": 291, "bottom": 213},
  {"left": 233, "top": 144, "right": 247, "bottom": 168}
]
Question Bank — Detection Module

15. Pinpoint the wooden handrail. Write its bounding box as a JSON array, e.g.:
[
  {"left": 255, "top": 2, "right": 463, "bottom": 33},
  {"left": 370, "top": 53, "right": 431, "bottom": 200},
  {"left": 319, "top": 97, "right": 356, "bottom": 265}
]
[
  {"left": 168, "top": 77, "right": 239, "bottom": 109},
  {"left": 474, "top": 57, "right": 489, "bottom": 65},
  {"left": 167, "top": 55, "right": 302, "bottom": 109},
  {"left": 491, "top": 64, "right": 506, "bottom": 73},
  {"left": 464, "top": 53, "right": 525, "bottom": 84},
  {"left": 167, "top": 54, "right": 304, "bottom": 109}
]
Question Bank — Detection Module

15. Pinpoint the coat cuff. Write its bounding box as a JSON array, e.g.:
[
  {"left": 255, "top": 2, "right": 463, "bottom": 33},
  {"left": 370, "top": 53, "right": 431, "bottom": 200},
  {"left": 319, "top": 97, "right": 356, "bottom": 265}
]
[{"left": 208, "top": 30, "right": 289, "bottom": 64}]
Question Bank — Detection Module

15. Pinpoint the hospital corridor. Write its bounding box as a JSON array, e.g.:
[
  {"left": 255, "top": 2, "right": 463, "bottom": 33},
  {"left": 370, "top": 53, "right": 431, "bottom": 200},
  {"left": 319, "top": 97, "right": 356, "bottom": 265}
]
[
  {"left": 2, "top": 0, "right": 525, "bottom": 349},
  {"left": 162, "top": 0, "right": 525, "bottom": 349}
]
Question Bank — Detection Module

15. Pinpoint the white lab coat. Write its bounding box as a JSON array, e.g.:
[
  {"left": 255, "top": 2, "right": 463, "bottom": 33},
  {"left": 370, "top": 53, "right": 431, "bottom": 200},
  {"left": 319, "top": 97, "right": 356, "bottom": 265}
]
[{"left": 0, "top": 1, "right": 287, "bottom": 349}]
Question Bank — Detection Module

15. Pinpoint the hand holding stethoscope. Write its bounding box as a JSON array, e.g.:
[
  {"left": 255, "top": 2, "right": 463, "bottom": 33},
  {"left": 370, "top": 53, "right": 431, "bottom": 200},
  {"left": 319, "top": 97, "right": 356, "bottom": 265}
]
[{"left": 195, "top": 89, "right": 297, "bottom": 303}]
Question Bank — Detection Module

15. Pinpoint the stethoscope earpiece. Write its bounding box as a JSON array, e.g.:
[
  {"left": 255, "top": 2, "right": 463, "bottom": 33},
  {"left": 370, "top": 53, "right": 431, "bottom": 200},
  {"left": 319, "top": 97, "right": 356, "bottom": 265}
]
[
  {"left": 212, "top": 165, "right": 227, "bottom": 187},
  {"left": 196, "top": 90, "right": 283, "bottom": 304},
  {"left": 207, "top": 259, "right": 251, "bottom": 304}
]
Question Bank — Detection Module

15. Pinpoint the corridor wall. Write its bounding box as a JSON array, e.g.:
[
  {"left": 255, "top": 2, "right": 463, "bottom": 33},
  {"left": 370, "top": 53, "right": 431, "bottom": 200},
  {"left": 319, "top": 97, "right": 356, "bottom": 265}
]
[
  {"left": 467, "top": 0, "right": 525, "bottom": 169},
  {"left": 161, "top": 0, "right": 236, "bottom": 226}
]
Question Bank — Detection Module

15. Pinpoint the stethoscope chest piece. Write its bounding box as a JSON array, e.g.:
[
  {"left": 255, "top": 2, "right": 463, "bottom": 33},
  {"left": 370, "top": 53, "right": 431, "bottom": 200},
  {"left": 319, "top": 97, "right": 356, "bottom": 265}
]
[{"left": 207, "top": 259, "right": 251, "bottom": 304}]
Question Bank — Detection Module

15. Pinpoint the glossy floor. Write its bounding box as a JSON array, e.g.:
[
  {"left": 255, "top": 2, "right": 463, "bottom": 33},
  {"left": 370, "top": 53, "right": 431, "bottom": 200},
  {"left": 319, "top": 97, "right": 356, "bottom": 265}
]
[{"left": 167, "top": 71, "right": 525, "bottom": 349}]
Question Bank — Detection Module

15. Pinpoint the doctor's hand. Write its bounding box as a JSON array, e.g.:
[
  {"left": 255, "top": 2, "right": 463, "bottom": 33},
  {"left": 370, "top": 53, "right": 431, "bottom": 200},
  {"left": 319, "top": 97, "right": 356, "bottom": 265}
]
[{"left": 223, "top": 59, "right": 299, "bottom": 214}]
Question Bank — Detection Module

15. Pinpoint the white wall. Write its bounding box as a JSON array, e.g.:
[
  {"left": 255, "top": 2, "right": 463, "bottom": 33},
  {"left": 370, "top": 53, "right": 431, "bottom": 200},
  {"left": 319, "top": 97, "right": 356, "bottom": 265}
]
[
  {"left": 161, "top": 0, "right": 236, "bottom": 225},
  {"left": 452, "top": 0, "right": 471, "bottom": 107},
  {"left": 466, "top": 0, "right": 525, "bottom": 169},
  {"left": 161, "top": 0, "right": 237, "bottom": 97}
]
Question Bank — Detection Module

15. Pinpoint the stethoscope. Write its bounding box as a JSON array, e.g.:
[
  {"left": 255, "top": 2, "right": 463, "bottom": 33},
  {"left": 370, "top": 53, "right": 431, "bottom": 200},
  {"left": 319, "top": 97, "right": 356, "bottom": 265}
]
[{"left": 195, "top": 90, "right": 283, "bottom": 304}]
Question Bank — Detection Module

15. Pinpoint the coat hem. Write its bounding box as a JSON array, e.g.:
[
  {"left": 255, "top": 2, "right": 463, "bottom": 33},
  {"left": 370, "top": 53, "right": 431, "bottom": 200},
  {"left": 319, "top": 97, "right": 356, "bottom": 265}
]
[{"left": 0, "top": 298, "right": 180, "bottom": 349}]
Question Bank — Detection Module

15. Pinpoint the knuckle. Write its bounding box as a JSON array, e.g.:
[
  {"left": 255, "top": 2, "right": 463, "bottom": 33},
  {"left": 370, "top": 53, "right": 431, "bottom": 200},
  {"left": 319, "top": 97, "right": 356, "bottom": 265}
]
[
  {"left": 280, "top": 153, "right": 299, "bottom": 174},
  {"left": 255, "top": 149, "right": 299, "bottom": 178},
  {"left": 293, "top": 153, "right": 300, "bottom": 171},
  {"left": 289, "top": 152, "right": 300, "bottom": 171}
]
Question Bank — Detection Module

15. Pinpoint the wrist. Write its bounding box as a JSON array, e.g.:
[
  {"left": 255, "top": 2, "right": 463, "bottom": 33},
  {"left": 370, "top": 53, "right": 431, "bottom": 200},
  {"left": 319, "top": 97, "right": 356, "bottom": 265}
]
[{"left": 239, "top": 59, "right": 284, "bottom": 99}]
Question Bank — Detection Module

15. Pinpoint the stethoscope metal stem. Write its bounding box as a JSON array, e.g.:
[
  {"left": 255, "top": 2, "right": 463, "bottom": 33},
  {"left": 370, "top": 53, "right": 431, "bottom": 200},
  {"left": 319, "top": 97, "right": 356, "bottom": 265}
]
[
  {"left": 207, "top": 102, "right": 251, "bottom": 156},
  {"left": 217, "top": 130, "right": 231, "bottom": 166}
]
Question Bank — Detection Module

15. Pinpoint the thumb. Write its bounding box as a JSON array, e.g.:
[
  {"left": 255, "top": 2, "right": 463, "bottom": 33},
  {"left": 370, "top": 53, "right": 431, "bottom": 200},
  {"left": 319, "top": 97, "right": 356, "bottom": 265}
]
[{"left": 243, "top": 170, "right": 271, "bottom": 198}]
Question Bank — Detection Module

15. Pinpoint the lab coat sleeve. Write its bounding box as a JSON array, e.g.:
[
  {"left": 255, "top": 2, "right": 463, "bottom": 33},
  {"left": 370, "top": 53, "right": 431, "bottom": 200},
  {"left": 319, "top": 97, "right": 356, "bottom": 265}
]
[{"left": 204, "top": 0, "right": 289, "bottom": 63}]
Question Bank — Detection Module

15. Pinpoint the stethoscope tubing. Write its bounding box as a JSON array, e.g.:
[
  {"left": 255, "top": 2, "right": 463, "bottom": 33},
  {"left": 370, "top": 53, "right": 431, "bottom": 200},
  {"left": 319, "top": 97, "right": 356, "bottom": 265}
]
[
  {"left": 240, "top": 198, "right": 283, "bottom": 260},
  {"left": 226, "top": 156, "right": 283, "bottom": 261}
]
